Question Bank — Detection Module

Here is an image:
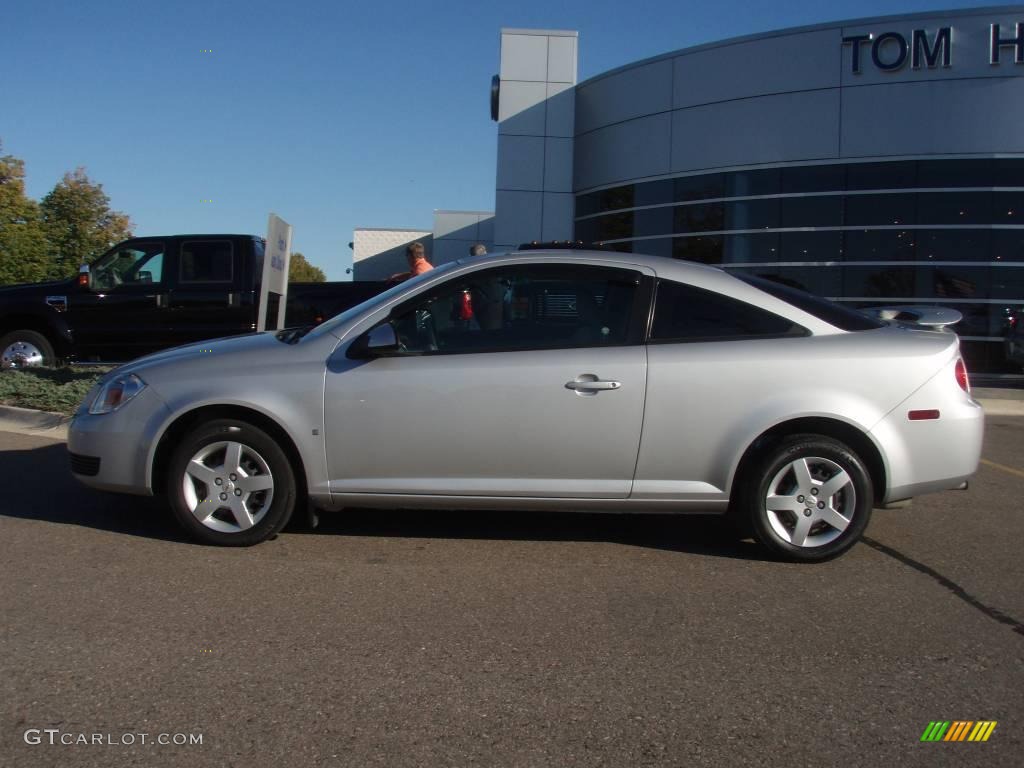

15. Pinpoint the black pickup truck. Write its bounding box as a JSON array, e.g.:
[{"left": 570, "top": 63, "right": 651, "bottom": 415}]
[{"left": 0, "top": 234, "right": 385, "bottom": 367}]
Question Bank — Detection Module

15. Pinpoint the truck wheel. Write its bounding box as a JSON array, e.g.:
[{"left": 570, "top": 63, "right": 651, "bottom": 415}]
[
  {"left": 167, "top": 419, "right": 297, "bottom": 546},
  {"left": 0, "top": 330, "right": 55, "bottom": 369}
]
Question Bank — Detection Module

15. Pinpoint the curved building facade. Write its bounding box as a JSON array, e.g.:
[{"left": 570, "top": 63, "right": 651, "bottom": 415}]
[{"left": 492, "top": 7, "right": 1024, "bottom": 370}]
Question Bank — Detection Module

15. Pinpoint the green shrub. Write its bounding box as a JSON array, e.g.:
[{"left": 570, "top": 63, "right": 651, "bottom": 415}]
[{"left": 0, "top": 366, "right": 112, "bottom": 415}]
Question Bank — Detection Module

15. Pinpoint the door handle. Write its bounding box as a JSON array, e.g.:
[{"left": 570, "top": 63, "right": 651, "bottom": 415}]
[{"left": 565, "top": 376, "right": 622, "bottom": 393}]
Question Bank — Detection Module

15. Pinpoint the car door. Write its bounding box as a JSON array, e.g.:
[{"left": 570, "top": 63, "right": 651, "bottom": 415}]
[
  {"left": 70, "top": 240, "right": 171, "bottom": 360},
  {"left": 324, "top": 262, "right": 653, "bottom": 498}
]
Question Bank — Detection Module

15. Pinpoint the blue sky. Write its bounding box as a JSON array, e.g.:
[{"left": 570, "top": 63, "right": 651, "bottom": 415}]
[{"left": 0, "top": 0, "right": 996, "bottom": 280}]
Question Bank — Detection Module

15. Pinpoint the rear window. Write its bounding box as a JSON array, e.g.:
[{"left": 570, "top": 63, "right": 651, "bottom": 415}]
[{"left": 735, "top": 273, "right": 885, "bottom": 332}]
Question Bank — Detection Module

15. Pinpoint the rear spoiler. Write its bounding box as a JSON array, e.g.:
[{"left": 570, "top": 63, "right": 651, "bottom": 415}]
[{"left": 860, "top": 305, "right": 963, "bottom": 331}]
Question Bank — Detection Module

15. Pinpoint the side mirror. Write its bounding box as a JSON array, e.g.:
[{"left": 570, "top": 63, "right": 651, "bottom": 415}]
[
  {"left": 348, "top": 323, "right": 399, "bottom": 359},
  {"left": 78, "top": 263, "right": 91, "bottom": 289}
]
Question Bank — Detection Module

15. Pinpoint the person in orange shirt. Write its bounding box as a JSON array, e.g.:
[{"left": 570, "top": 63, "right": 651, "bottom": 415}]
[{"left": 388, "top": 241, "right": 433, "bottom": 283}]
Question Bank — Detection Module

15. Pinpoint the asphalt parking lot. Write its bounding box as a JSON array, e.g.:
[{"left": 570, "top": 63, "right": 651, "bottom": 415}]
[{"left": 1, "top": 418, "right": 1022, "bottom": 767}]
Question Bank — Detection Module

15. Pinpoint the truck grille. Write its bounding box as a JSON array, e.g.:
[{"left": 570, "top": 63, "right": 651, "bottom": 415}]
[{"left": 69, "top": 452, "right": 101, "bottom": 477}]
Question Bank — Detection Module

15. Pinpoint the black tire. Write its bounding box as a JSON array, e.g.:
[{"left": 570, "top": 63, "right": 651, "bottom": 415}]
[
  {"left": 735, "top": 434, "right": 873, "bottom": 562},
  {"left": 0, "top": 329, "right": 56, "bottom": 369},
  {"left": 167, "top": 419, "right": 297, "bottom": 546}
]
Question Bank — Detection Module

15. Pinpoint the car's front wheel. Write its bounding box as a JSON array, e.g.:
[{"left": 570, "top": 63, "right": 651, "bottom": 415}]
[
  {"left": 737, "top": 435, "right": 873, "bottom": 562},
  {"left": 168, "top": 419, "right": 297, "bottom": 546}
]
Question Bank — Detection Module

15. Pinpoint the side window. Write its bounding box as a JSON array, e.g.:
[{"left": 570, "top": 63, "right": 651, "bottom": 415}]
[
  {"left": 90, "top": 242, "right": 165, "bottom": 290},
  {"left": 651, "top": 279, "right": 805, "bottom": 342},
  {"left": 390, "top": 264, "right": 643, "bottom": 354},
  {"left": 180, "top": 240, "right": 234, "bottom": 283}
]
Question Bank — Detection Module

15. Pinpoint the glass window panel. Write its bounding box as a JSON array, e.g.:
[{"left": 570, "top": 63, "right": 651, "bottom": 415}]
[
  {"left": 574, "top": 217, "right": 598, "bottom": 246},
  {"left": 575, "top": 192, "right": 600, "bottom": 218},
  {"left": 917, "top": 159, "right": 993, "bottom": 188},
  {"left": 390, "top": 264, "right": 643, "bottom": 354},
  {"left": 721, "top": 233, "right": 781, "bottom": 264},
  {"left": 674, "top": 202, "right": 725, "bottom": 233},
  {"left": 672, "top": 235, "right": 723, "bottom": 264},
  {"left": 651, "top": 279, "right": 804, "bottom": 341},
  {"left": 635, "top": 238, "right": 672, "bottom": 258},
  {"left": 993, "top": 230, "right": 1024, "bottom": 262},
  {"left": 779, "top": 231, "right": 844, "bottom": 262},
  {"left": 634, "top": 180, "right": 674, "bottom": 207},
  {"left": 725, "top": 199, "right": 779, "bottom": 230},
  {"left": 674, "top": 173, "right": 725, "bottom": 202},
  {"left": 990, "top": 266, "right": 1024, "bottom": 299},
  {"left": 845, "top": 161, "right": 918, "bottom": 190},
  {"left": 725, "top": 168, "right": 780, "bottom": 197},
  {"left": 844, "top": 229, "right": 916, "bottom": 261},
  {"left": 991, "top": 159, "right": 1024, "bottom": 187},
  {"left": 844, "top": 194, "right": 917, "bottom": 226},
  {"left": 917, "top": 229, "right": 993, "bottom": 262},
  {"left": 844, "top": 265, "right": 923, "bottom": 298},
  {"left": 917, "top": 192, "right": 992, "bottom": 225},
  {"left": 781, "top": 164, "right": 845, "bottom": 193},
  {"left": 780, "top": 195, "right": 843, "bottom": 227},
  {"left": 593, "top": 212, "right": 634, "bottom": 242},
  {"left": 576, "top": 185, "right": 633, "bottom": 217},
  {"left": 931, "top": 266, "right": 988, "bottom": 300},
  {"left": 633, "top": 207, "right": 674, "bottom": 238},
  {"left": 992, "top": 192, "right": 1024, "bottom": 224}
]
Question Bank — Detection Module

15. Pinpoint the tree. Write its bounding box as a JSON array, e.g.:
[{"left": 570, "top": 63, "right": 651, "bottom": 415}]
[
  {"left": 40, "top": 168, "right": 132, "bottom": 279},
  {"left": 288, "top": 251, "right": 326, "bottom": 282},
  {"left": 0, "top": 143, "right": 49, "bottom": 286}
]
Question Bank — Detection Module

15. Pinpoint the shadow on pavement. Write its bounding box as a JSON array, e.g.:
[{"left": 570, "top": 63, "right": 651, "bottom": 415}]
[
  {"left": 2, "top": 441, "right": 764, "bottom": 560},
  {"left": 308, "top": 506, "right": 763, "bottom": 561},
  {"left": 1, "top": 442, "right": 183, "bottom": 543}
]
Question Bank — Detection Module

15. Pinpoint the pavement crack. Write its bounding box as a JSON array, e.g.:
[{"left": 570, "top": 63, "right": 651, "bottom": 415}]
[{"left": 862, "top": 536, "right": 1024, "bottom": 638}]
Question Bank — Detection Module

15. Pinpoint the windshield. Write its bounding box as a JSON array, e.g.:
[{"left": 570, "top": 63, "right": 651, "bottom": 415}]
[{"left": 301, "top": 262, "right": 459, "bottom": 341}]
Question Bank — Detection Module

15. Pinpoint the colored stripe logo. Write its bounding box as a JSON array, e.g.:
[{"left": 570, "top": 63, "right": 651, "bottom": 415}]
[{"left": 920, "top": 721, "right": 997, "bottom": 742}]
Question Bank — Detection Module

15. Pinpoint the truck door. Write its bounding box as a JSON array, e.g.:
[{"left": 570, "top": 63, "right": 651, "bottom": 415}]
[
  {"left": 166, "top": 238, "right": 254, "bottom": 346},
  {"left": 69, "top": 239, "right": 172, "bottom": 361}
]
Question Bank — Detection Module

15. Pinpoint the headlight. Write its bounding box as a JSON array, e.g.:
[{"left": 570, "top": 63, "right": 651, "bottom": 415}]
[{"left": 89, "top": 373, "right": 147, "bottom": 415}]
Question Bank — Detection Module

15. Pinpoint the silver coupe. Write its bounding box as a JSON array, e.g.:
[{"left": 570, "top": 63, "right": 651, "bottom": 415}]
[{"left": 68, "top": 250, "right": 984, "bottom": 561}]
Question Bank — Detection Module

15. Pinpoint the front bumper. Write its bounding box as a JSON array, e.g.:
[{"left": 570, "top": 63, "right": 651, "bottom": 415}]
[{"left": 67, "top": 387, "right": 172, "bottom": 495}]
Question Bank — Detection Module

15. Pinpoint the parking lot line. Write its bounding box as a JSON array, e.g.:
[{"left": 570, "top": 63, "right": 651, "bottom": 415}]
[{"left": 980, "top": 458, "right": 1024, "bottom": 480}]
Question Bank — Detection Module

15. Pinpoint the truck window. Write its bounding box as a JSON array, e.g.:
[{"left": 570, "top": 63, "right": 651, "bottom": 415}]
[
  {"left": 180, "top": 240, "right": 234, "bottom": 283},
  {"left": 90, "top": 242, "right": 165, "bottom": 290}
]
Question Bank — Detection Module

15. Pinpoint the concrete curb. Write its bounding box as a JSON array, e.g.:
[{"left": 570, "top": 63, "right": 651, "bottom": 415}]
[
  {"left": 0, "top": 404, "right": 71, "bottom": 441},
  {"left": 0, "top": 397, "right": 1020, "bottom": 444}
]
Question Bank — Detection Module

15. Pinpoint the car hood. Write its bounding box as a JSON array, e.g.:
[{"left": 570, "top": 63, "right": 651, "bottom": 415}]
[{"left": 114, "top": 332, "right": 284, "bottom": 375}]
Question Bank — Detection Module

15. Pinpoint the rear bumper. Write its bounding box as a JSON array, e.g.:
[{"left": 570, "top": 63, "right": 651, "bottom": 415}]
[{"left": 871, "top": 382, "right": 984, "bottom": 504}]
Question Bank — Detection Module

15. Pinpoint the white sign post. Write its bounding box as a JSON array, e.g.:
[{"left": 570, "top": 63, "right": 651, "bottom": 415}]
[{"left": 258, "top": 213, "right": 293, "bottom": 331}]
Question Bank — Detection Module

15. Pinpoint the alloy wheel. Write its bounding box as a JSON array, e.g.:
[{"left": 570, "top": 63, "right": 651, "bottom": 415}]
[{"left": 181, "top": 441, "right": 275, "bottom": 533}]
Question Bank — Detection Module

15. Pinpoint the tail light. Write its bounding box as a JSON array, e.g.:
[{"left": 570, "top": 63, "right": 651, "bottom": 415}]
[{"left": 955, "top": 357, "right": 970, "bottom": 393}]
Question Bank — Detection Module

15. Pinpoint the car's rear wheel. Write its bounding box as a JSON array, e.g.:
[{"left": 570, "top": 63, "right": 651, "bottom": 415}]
[
  {"left": 0, "top": 330, "right": 55, "bottom": 369},
  {"left": 737, "top": 435, "right": 873, "bottom": 562},
  {"left": 168, "top": 419, "right": 296, "bottom": 546}
]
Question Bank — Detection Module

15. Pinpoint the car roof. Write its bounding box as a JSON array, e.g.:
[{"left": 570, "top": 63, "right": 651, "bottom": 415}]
[{"left": 458, "top": 248, "right": 724, "bottom": 278}]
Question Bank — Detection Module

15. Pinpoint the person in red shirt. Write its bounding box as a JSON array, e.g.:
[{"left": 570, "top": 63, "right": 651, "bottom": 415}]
[{"left": 388, "top": 241, "right": 433, "bottom": 283}]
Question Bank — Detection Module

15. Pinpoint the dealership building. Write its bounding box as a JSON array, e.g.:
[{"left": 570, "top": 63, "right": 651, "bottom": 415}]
[{"left": 355, "top": 5, "right": 1024, "bottom": 369}]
